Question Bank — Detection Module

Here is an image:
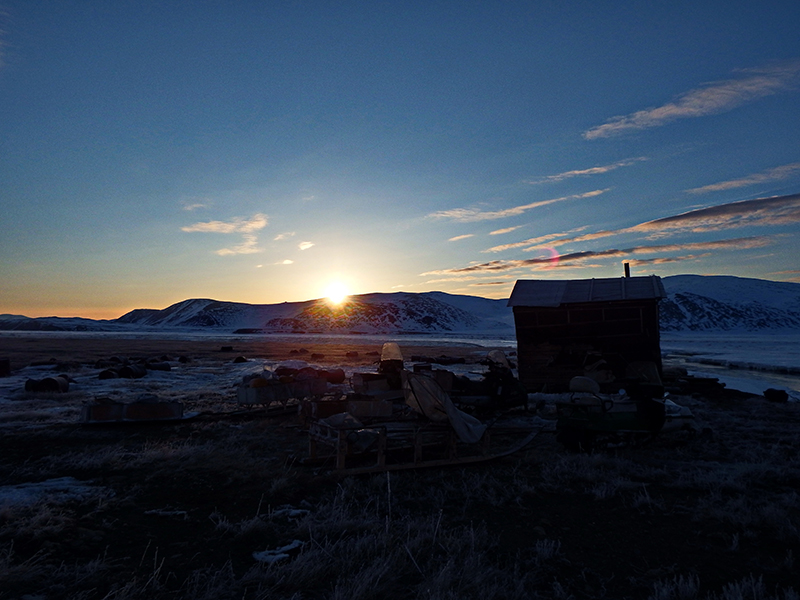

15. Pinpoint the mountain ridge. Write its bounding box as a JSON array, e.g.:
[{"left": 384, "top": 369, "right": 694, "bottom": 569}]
[
  {"left": 2, "top": 275, "right": 799, "bottom": 334},
  {"left": 659, "top": 275, "right": 800, "bottom": 331}
]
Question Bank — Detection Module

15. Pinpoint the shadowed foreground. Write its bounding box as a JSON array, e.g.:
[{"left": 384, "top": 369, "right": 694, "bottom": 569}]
[{"left": 0, "top": 336, "right": 798, "bottom": 599}]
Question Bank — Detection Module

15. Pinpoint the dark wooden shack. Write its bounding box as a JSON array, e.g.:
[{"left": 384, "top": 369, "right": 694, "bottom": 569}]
[{"left": 508, "top": 276, "right": 667, "bottom": 392}]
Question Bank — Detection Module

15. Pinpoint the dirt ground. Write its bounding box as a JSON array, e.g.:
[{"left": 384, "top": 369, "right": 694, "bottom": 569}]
[{"left": 1, "top": 335, "right": 798, "bottom": 599}]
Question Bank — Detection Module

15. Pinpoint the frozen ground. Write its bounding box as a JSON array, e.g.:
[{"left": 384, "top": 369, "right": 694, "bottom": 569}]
[
  {"left": 0, "top": 355, "right": 380, "bottom": 417},
  {"left": 0, "top": 329, "right": 518, "bottom": 348},
  {"left": 1, "top": 331, "right": 798, "bottom": 417}
]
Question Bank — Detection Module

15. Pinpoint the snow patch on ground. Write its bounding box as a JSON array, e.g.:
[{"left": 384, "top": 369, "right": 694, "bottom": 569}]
[{"left": 0, "top": 477, "right": 104, "bottom": 506}]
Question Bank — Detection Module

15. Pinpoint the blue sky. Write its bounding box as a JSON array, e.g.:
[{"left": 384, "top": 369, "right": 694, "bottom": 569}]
[{"left": 1, "top": 1, "right": 799, "bottom": 318}]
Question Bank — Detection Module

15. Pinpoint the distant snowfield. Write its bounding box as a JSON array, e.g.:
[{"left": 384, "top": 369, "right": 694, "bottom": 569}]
[{"left": 661, "top": 331, "right": 800, "bottom": 397}]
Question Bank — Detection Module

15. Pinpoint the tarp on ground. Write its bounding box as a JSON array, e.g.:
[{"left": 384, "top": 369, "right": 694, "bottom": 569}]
[{"left": 401, "top": 370, "right": 487, "bottom": 444}]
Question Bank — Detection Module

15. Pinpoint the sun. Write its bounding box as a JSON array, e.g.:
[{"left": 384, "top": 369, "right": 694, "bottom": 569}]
[{"left": 323, "top": 281, "right": 350, "bottom": 305}]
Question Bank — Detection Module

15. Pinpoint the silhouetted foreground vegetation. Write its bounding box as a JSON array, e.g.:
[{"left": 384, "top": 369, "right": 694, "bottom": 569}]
[{"left": 0, "top": 339, "right": 798, "bottom": 599}]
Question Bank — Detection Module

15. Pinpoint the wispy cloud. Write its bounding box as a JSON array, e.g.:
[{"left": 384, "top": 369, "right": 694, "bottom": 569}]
[
  {"left": 627, "top": 254, "right": 711, "bottom": 266},
  {"left": 470, "top": 281, "right": 513, "bottom": 287},
  {"left": 629, "top": 237, "right": 773, "bottom": 253},
  {"left": 490, "top": 226, "right": 523, "bottom": 235},
  {"left": 535, "top": 229, "right": 620, "bottom": 249},
  {"left": 482, "top": 192, "right": 799, "bottom": 257},
  {"left": 772, "top": 269, "right": 800, "bottom": 283},
  {"left": 424, "top": 275, "right": 483, "bottom": 284},
  {"left": 298, "top": 241, "right": 315, "bottom": 250},
  {"left": 528, "top": 157, "right": 647, "bottom": 184},
  {"left": 483, "top": 228, "right": 589, "bottom": 253},
  {"left": 181, "top": 202, "right": 207, "bottom": 211},
  {"left": 215, "top": 235, "right": 261, "bottom": 256},
  {"left": 424, "top": 275, "right": 520, "bottom": 285},
  {"left": 634, "top": 192, "right": 800, "bottom": 233},
  {"left": 584, "top": 60, "right": 800, "bottom": 139},
  {"left": 423, "top": 236, "right": 773, "bottom": 275},
  {"left": 182, "top": 213, "right": 268, "bottom": 234},
  {"left": 181, "top": 213, "right": 269, "bottom": 256},
  {"left": 278, "top": 259, "right": 294, "bottom": 265},
  {"left": 448, "top": 234, "right": 474, "bottom": 242},
  {"left": 686, "top": 162, "right": 800, "bottom": 194},
  {"left": 427, "top": 190, "right": 607, "bottom": 223},
  {"left": 274, "top": 232, "right": 296, "bottom": 241}
]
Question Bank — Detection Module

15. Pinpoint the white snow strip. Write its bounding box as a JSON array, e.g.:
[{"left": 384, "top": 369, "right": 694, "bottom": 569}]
[
  {"left": 252, "top": 539, "right": 305, "bottom": 563},
  {"left": 0, "top": 477, "right": 103, "bottom": 506}
]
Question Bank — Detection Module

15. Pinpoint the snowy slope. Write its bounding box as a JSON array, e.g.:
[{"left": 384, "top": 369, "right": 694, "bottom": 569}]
[
  {"left": 115, "top": 299, "right": 308, "bottom": 329},
  {"left": 3, "top": 275, "right": 799, "bottom": 333},
  {"left": 115, "top": 292, "right": 514, "bottom": 333},
  {"left": 660, "top": 275, "right": 800, "bottom": 331}
]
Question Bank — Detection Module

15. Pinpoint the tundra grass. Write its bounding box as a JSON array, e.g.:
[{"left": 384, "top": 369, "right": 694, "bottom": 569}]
[{"left": 1, "top": 379, "right": 798, "bottom": 598}]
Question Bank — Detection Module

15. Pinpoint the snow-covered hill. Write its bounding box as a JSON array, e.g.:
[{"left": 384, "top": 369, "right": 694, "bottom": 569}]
[
  {"left": 660, "top": 275, "right": 800, "bottom": 331},
  {"left": 115, "top": 298, "right": 307, "bottom": 329},
  {"left": 115, "top": 292, "right": 513, "bottom": 334},
  {"left": 3, "top": 275, "right": 799, "bottom": 334}
]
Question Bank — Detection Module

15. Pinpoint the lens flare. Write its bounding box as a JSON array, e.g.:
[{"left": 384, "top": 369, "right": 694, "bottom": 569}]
[
  {"left": 324, "top": 281, "right": 349, "bottom": 305},
  {"left": 541, "top": 247, "right": 560, "bottom": 269}
]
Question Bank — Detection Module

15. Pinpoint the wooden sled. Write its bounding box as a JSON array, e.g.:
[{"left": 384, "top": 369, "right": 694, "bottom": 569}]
[
  {"left": 303, "top": 370, "right": 546, "bottom": 474},
  {"left": 305, "top": 420, "right": 544, "bottom": 474}
]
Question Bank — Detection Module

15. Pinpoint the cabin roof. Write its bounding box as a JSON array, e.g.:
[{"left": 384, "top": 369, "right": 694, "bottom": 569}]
[{"left": 507, "top": 276, "right": 666, "bottom": 308}]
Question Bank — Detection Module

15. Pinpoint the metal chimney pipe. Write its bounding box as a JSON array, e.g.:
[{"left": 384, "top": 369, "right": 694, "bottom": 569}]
[{"left": 624, "top": 262, "right": 631, "bottom": 278}]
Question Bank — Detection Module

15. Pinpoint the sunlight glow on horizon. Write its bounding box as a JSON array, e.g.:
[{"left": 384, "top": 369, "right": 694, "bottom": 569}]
[{"left": 323, "top": 281, "right": 350, "bottom": 306}]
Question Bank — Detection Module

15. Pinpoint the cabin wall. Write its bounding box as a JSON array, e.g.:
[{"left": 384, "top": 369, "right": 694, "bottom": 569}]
[{"left": 513, "top": 299, "right": 662, "bottom": 392}]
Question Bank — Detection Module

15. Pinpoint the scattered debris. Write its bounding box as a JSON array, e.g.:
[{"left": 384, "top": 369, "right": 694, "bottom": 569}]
[
  {"left": 118, "top": 364, "right": 147, "bottom": 379},
  {"left": 144, "top": 507, "right": 190, "bottom": 520},
  {"left": 410, "top": 354, "right": 466, "bottom": 365},
  {"left": 98, "top": 368, "right": 120, "bottom": 380},
  {"left": 25, "top": 375, "right": 70, "bottom": 393},
  {"left": 146, "top": 360, "right": 172, "bottom": 371},
  {"left": 237, "top": 366, "right": 328, "bottom": 408},
  {"left": 764, "top": 388, "right": 789, "bottom": 403},
  {"left": 270, "top": 504, "right": 311, "bottom": 521},
  {"left": 304, "top": 345, "right": 546, "bottom": 473},
  {"left": 252, "top": 539, "right": 305, "bottom": 564}
]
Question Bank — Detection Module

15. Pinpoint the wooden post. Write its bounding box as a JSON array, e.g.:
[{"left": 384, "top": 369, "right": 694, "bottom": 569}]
[
  {"left": 377, "top": 428, "right": 387, "bottom": 468},
  {"left": 336, "top": 430, "right": 348, "bottom": 470}
]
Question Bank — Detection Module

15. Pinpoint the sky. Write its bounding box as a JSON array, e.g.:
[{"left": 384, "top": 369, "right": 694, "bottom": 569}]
[{"left": 1, "top": 1, "right": 799, "bottom": 319}]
